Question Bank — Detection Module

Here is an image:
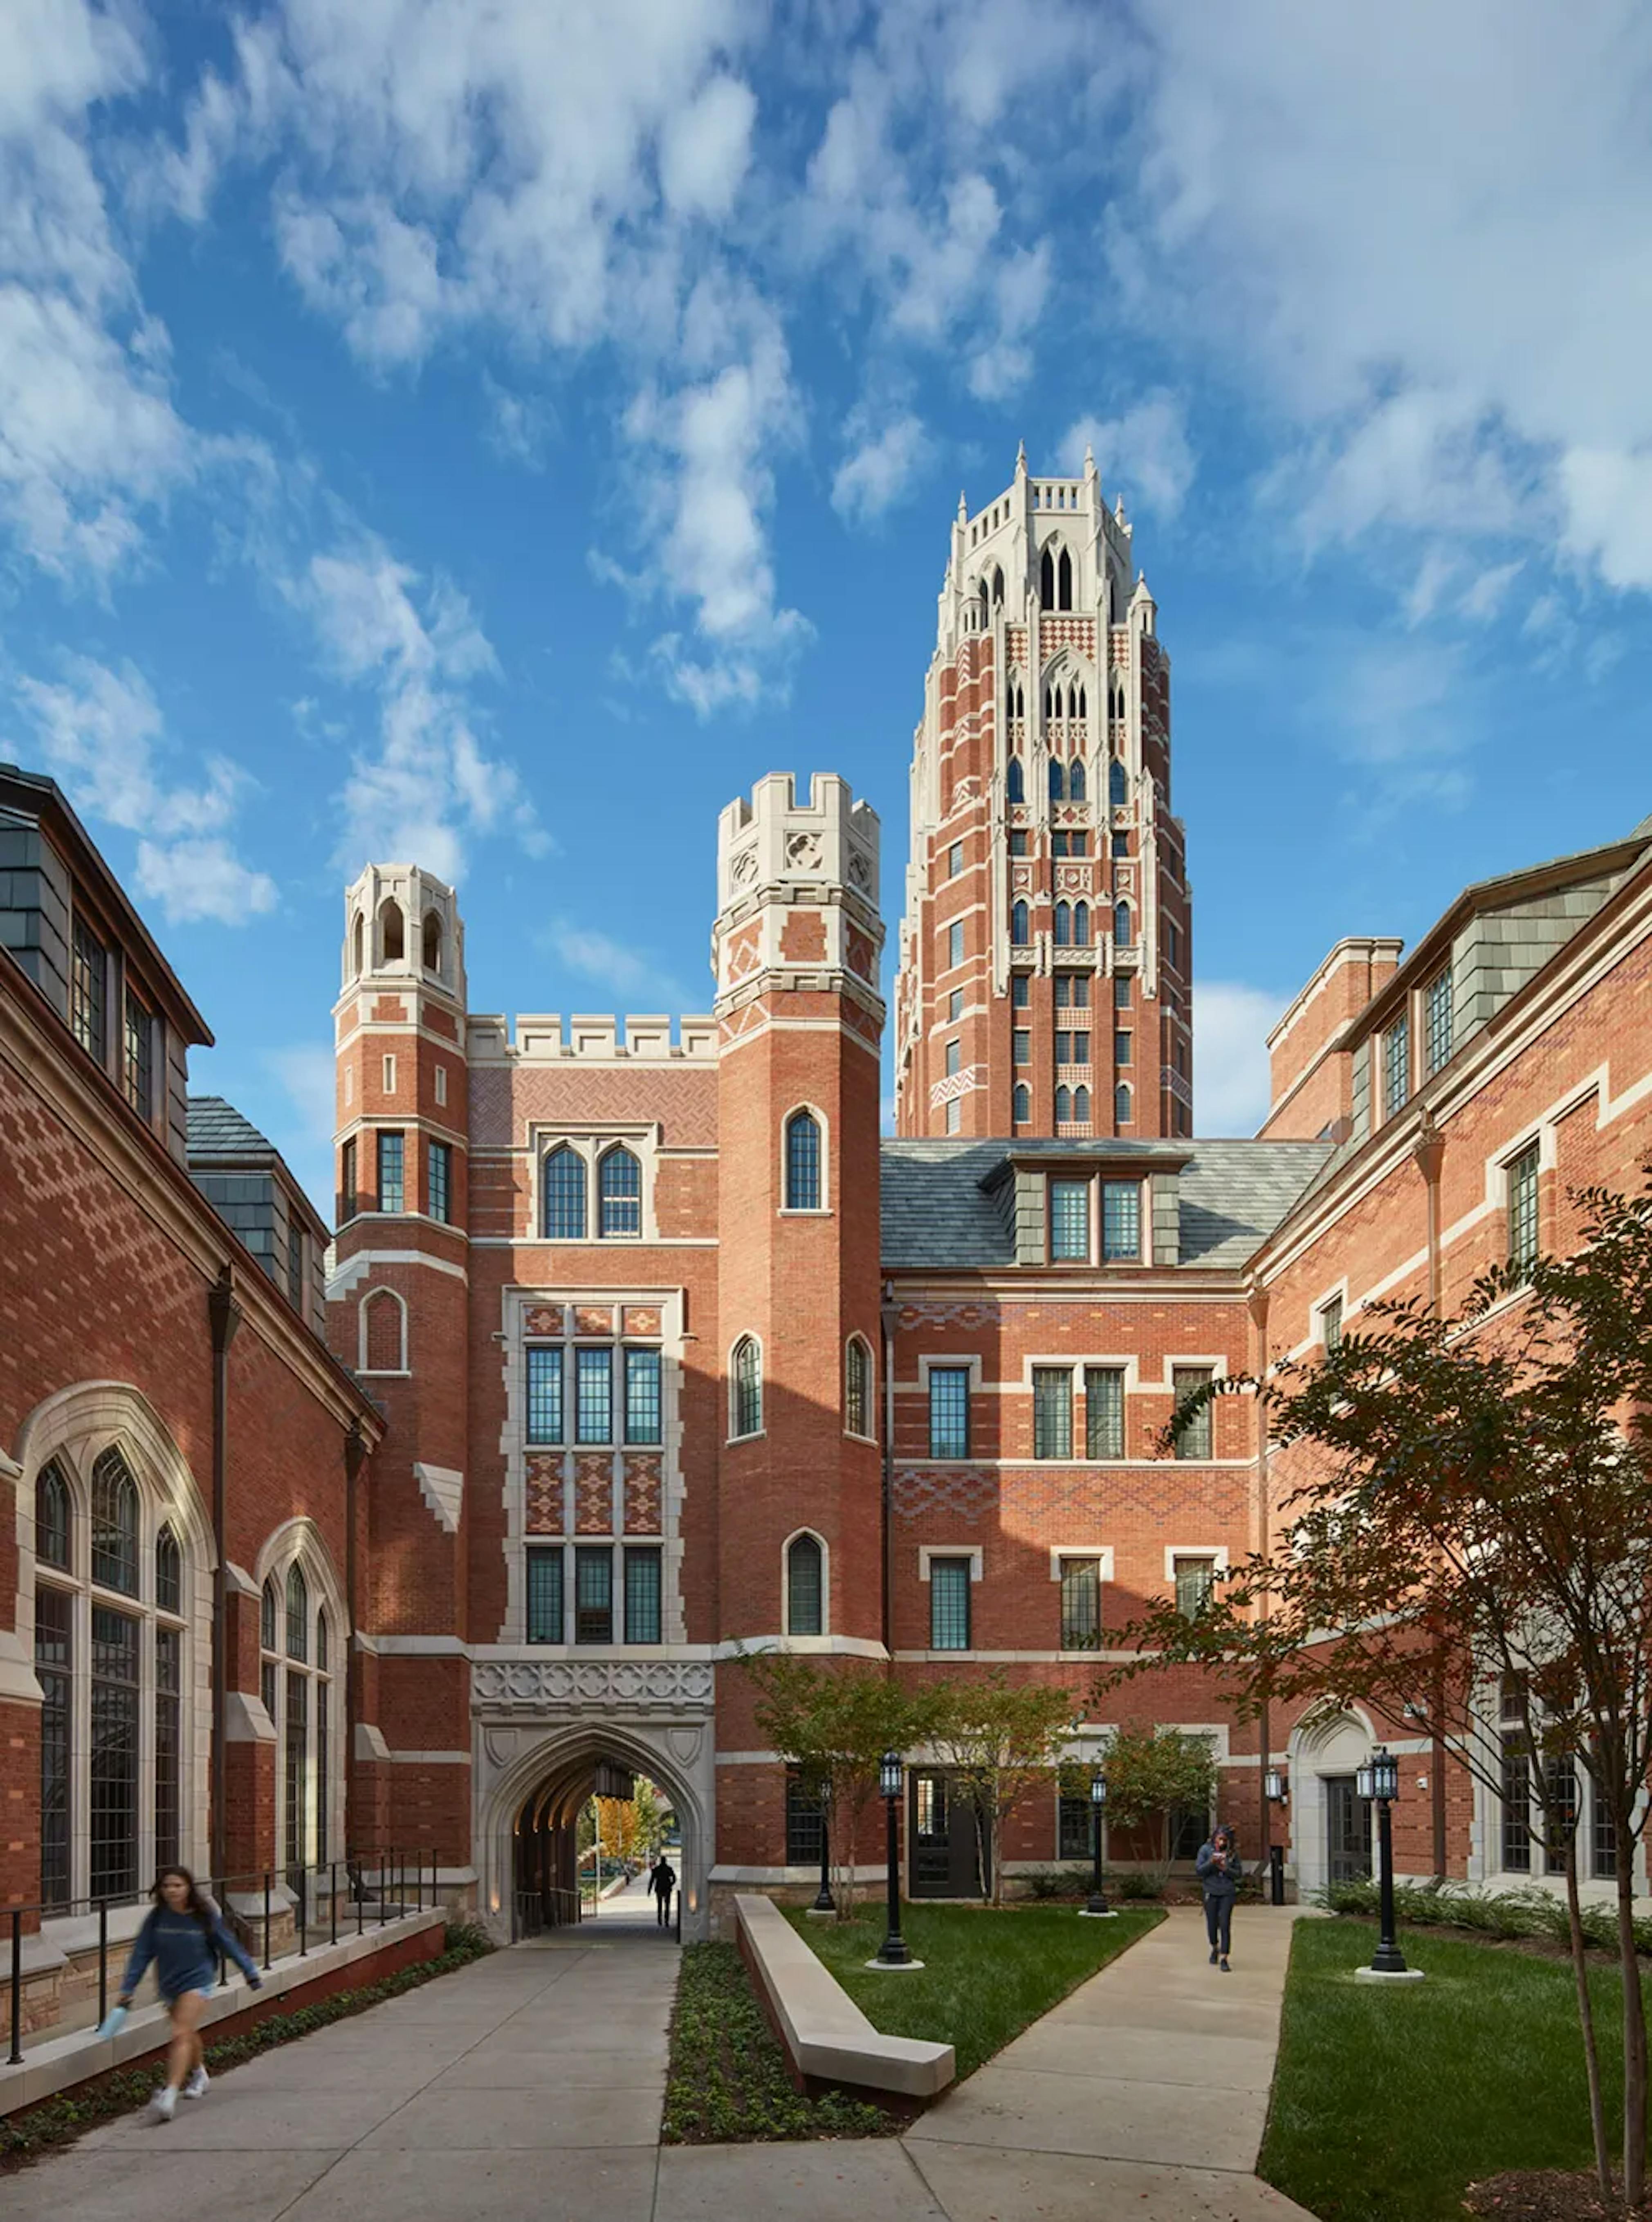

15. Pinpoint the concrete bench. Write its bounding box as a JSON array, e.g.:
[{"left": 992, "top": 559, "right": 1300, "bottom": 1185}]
[{"left": 734, "top": 1892, "right": 954, "bottom": 2101}]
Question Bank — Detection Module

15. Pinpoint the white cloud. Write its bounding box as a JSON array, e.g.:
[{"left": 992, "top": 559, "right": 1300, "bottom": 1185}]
[
  {"left": 482, "top": 374, "right": 551, "bottom": 469},
  {"left": 832, "top": 412, "right": 931, "bottom": 527},
  {"left": 1113, "top": 1, "right": 1652, "bottom": 589},
  {"left": 263, "top": 1043, "right": 341, "bottom": 1219},
  {"left": 16, "top": 655, "right": 278, "bottom": 923},
  {"left": 292, "top": 540, "right": 545, "bottom": 878},
  {"left": 660, "top": 73, "right": 756, "bottom": 220},
  {"left": 1194, "top": 981, "right": 1286, "bottom": 1135},
  {"left": 1064, "top": 393, "right": 1195, "bottom": 518},
  {"left": 543, "top": 918, "right": 688, "bottom": 1008}
]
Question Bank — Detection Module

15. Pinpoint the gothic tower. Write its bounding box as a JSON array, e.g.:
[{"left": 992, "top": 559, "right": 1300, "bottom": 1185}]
[
  {"left": 328, "top": 864, "right": 471, "bottom": 1861},
  {"left": 893, "top": 446, "right": 1194, "bottom": 1141}
]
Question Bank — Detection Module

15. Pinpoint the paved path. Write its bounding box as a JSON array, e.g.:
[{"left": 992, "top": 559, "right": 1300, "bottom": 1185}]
[{"left": 7, "top": 1906, "right": 1317, "bottom": 2222}]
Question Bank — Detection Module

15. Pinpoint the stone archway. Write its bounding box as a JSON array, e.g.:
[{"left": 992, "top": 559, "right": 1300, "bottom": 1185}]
[
  {"left": 471, "top": 1660, "right": 715, "bottom": 1943},
  {"left": 1288, "top": 1707, "right": 1376, "bottom": 1901}
]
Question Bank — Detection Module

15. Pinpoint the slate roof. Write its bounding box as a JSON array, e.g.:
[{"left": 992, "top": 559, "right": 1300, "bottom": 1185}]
[
  {"left": 879, "top": 1137, "right": 1334, "bottom": 1273},
  {"left": 186, "top": 1095, "right": 281, "bottom": 1164}
]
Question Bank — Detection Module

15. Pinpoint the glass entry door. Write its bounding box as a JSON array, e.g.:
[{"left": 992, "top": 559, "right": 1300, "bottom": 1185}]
[
  {"left": 909, "top": 1770, "right": 988, "bottom": 1898},
  {"left": 1325, "top": 1775, "right": 1373, "bottom": 1883}
]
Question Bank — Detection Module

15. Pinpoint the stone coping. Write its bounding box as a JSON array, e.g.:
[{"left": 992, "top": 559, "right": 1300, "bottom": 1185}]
[
  {"left": 0, "top": 1908, "right": 446, "bottom": 2117},
  {"left": 735, "top": 1892, "right": 954, "bottom": 2101}
]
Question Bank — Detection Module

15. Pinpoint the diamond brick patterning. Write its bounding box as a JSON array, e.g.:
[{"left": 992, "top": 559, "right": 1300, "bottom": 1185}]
[
  {"left": 525, "top": 1454, "right": 564, "bottom": 1535},
  {"left": 892, "top": 1467, "right": 1000, "bottom": 1525},
  {"left": 574, "top": 1305, "right": 614, "bottom": 1337},
  {"left": 624, "top": 1455, "right": 663, "bottom": 1534},
  {"left": 525, "top": 1304, "right": 563, "bottom": 1337},
  {"left": 847, "top": 927, "right": 876, "bottom": 981},
  {"left": 622, "top": 1306, "right": 662, "bottom": 1338},
  {"left": 575, "top": 1455, "right": 612, "bottom": 1533}
]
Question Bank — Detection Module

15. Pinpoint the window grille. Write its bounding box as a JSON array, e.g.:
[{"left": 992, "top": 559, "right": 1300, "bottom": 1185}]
[
  {"left": 1012, "top": 973, "right": 1030, "bottom": 1008},
  {"left": 72, "top": 916, "right": 106, "bottom": 1063},
  {"left": 1502, "top": 1733, "right": 1531, "bottom": 1872},
  {"left": 1424, "top": 967, "right": 1453, "bottom": 1076},
  {"left": 1033, "top": 1368, "right": 1073, "bottom": 1458},
  {"left": 575, "top": 1546, "right": 613, "bottom": 1644},
  {"left": 599, "top": 1147, "right": 642, "bottom": 1237},
  {"left": 153, "top": 1622, "right": 181, "bottom": 1873},
  {"left": 1507, "top": 1142, "right": 1540, "bottom": 1282},
  {"left": 1174, "top": 1555, "right": 1216, "bottom": 1618},
  {"left": 929, "top": 1559, "right": 972, "bottom": 1651},
  {"left": 1085, "top": 1368, "right": 1125, "bottom": 1458},
  {"left": 1384, "top": 1014, "right": 1410, "bottom": 1118},
  {"left": 36, "top": 1585, "right": 71, "bottom": 1908},
  {"left": 36, "top": 1460, "right": 71, "bottom": 1569},
  {"left": 286, "top": 1561, "right": 308, "bottom": 1659},
  {"left": 90, "top": 1606, "right": 139, "bottom": 1900},
  {"left": 124, "top": 992, "right": 153, "bottom": 1119},
  {"left": 1050, "top": 1177, "right": 1090, "bottom": 1261},
  {"left": 576, "top": 1347, "right": 613, "bottom": 1444},
  {"left": 1101, "top": 1180, "right": 1140, "bottom": 1261},
  {"left": 1058, "top": 1794, "right": 1093, "bottom": 1860},
  {"left": 285, "top": 1668, "right": 308, "bottom": 1874},
  {"left": 624, "top": 1348, "right": 662, "bottom": 1445},
  {"left": 1321, "top": 1296, "right": 1343, "bottom": 1351},
  {"left": 90, "top": 1447, "right": 138, "bottom": 1596},
  {"left": 543, "top": 1145, "right": 587, "bottom": 1239},
  {"left": 527, "top": 1547, "right": 564, "bottom": 1643},
  {"left": 155, "top": 1524, "right": 182, "bottom": 1615},
  {"left": 1013, "top": 1084, "right": 1030, "bottom": 1123},
  {"left": 1059, "top": 1557, "right": 1100, "bottom": 1650},
  {"left": 786, "top": 1772, "right": 825, "bottom": 1865},
  {"left": 1545, "top": 1760, "right": 1579, "bottom": 1876},
  {"left": 527, "top": 1346, "right": 563, "bottom": 1444},
  {"left": 845, "top": 1339, "right": 871, "bottom": 1437},
  {"left": 785, "top": 1111, "right": 822, "bottom": 1209},
  {"left": 1172, "top": 1369, "right": 1214, "bottom": 1460},
  {"left": 377, "top": 1131, "right": 405, "bottom": 1213},
  {"left": 340, "top": 1137, "right": 357, "bottom": 1223},
  {"left": 732, "top": 1337, "right": 762, "bottom": 1437},
  {"left": 787, "top": 1535, "right": 824, "bottom": 1635},
  {"left": 428, "top": 1140, "right": 452, "bottom": 1224},
  {"left": 287, "top": 1219, "right": 305, "bottom": 1306},
  {"left": 928, "top": 1367, "right": 971, "bottom": 1458},
  {"left": 624, "top": 1547, "right": 662, "bottom": 1643},
  {"left": 947, "top": 922, "right": 964, "bottom": 968}
]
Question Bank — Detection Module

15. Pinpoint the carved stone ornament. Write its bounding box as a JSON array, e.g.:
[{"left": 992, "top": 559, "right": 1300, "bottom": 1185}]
[
  {"left": 1011, "top": 866, "right": 1032, "bottom": 891},
  {"left": 731, "top": 846, "right": 758, "bottom": 886},
  {"left": 786, "top": 831, "right": 823, "bottom": 873},
  {"left": 472, "top": 1659, "right": 715, "bottom": 1711},
  {"left": 847, "top": 848, "right": 874, "bottom": 891}
]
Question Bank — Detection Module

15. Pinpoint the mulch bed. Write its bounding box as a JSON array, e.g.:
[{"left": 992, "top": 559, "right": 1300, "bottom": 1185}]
[{"left": 1464, "top": 2169, "right": 1643, "bottom": 2219}]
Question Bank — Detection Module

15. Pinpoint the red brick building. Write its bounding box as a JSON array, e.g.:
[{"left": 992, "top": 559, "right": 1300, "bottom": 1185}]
[{"left": 7, "top": 462, "right": 1652, "bottom": 1952}]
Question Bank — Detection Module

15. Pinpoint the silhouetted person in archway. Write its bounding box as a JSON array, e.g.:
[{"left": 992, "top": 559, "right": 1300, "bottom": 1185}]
[{"left": 649, "top": 1854, "right": 677, "bottom": 1927}]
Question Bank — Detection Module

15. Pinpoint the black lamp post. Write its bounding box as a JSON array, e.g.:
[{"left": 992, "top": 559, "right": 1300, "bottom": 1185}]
[
  {"left": 874, "top": 1750, "right": 912, "bottom": 1967},
  {"left": 811, "top": 1779, "right": 835, "bottom": 1915},
  {"left": 1082, "top": 1771, "right": 1115, "bottom": 1917},
  {"left": 1355, "top": 1746, "right": 1414, "bottom": 1977},
  {"left": 1265, "top": 1769, "right": 1288, "bottom": 1907}
]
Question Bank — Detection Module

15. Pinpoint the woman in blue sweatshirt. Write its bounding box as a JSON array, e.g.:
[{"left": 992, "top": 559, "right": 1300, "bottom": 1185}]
[{"left": 118, "top": 1867, "right": 261, "bottom": 2122}]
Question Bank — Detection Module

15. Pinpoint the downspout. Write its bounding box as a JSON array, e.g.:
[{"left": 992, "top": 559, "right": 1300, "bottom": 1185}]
[
  {"left": 207, "top": 1266, "right": 241, "bottom": 1885},
  {"left": 880, "top": 1280, "right": 896, "bottom": 1665},
  {"left": 1412, "top": 1112, "right": 1450, "bottom": 1881}
]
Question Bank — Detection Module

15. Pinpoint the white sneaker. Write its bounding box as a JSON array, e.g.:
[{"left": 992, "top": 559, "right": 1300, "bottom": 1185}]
[
  {"left": 147, "top": 2087, "right": 177, "bottom": 2125},
  {"left": 183, "top": 2067, "right": 209, "bottom": 2100}
]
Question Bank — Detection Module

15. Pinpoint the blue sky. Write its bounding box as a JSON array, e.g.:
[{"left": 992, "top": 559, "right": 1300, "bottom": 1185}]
[{"left": 6, "top": 1, "right": 1652, "bottom": 1213}]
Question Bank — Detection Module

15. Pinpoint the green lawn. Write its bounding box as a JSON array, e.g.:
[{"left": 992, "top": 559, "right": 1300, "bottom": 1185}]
[
  {"left": 789, "top": 1901, "right": 1161, "bottom": 2081},
  {"left": 1262, "top": 1917, "right": 1652, "bottom": 2222}
]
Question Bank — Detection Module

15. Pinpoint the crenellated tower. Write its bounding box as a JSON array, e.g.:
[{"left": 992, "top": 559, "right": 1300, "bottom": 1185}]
[
  {"left": 328, "top": 863, "right": 472, "bottom": 1862},
  {"left": 710, "top": 775, "right": 887, "bottom": 1660},
  {"left": 893, "top": 445, "right": 1194, "bottom": 1141}
]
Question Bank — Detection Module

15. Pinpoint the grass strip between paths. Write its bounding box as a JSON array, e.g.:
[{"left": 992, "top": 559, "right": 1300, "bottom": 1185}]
[
  {"left": 1261, "top": 1916, "right": 1652, "bottom": 2222},
  {"left": 2, "top": 1921, "right": 495, "bottom": 2170},
  {"left": 791, "top": 1901, "right": 1162, "bottom": 2082}
]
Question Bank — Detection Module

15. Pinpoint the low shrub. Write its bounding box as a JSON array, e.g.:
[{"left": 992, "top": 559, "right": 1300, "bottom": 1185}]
[
  {"left": 1115, "top": 1869, "right": 1164, "bottom": 1901},
  {"left": 1318, "top": 1876, "right": 1652, "bottom": 1955},
  {"left": 1021, "top": 1865, "right": 1095, "bottom": 1901}
]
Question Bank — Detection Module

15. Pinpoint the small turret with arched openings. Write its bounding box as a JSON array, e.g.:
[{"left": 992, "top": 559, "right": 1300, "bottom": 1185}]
[{"left": 341, "top": 864, "right": 467, "bottom": 1001}]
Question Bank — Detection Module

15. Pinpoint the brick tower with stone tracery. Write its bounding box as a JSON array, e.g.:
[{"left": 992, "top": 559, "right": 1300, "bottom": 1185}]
[{"left": 893, "top": 445, "right": 1194, "bottom": 1141}]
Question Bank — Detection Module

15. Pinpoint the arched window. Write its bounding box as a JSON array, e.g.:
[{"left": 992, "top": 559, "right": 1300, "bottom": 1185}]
[
  {"left": 977, "top": 578, "right": 989, "bottom": 631},
  {"left": 786, "top": 1534, "right": 824, "bottom": 1637},
  {"left": 1013, "top": 1083, "right": 1030, "bottom": 1123},
  {"left": 732, "top": 1337, "right": 762, "bottom": 1439},
  {"left": 421, "top": 911, "right": 442, "bottom": 972},
  {"left": 1011, "top": 900, "right": 1030, "bottom": 946},
  {"left": 1055, "top": 1085, "right": 1072, "bottom": 1123},
  {"left": 1110, "top": 758, "right": 1128, "bottom": 808},
  {"left": 91, "top": 1447, "right": 139, "bottom": 1596},
  {"left": 261, "top": 1548, "right": 337, "bottom": 1879},
  {"left": 1043, "top": 685, "right": 1053, "bottom": 723},
  {"left": 992, "top": 565, "right": 1004, "bottom": 605},
  {"left": 845, "top": 1336, "right": 872, "bottom": 1437},
  {"left": 1074, "top": 1085, "right": 1091, "bottom": 1123},
  {"left": 379, "top": 899, "right": 404, "bottom": 965},
  {"left": 1068, "top": 758, "right": 1087, "bottom": 803},
  {"left": 32, "top": 1444, "right": 195, "bottom": 1906},
  {"left": 286, "top": 1562, "right": 309, "bottom": 1661},
  {"left": 351, "top": 913, "right": 364, "bottom": 978},
  {"left": 1055, "top": 902, "right": 1072, "bottom": 947},
  {"left": 1073, "top": 902, "right": 1090, "bottom": 946},
  {"left": 1006, "top": 757, "right": 1025, "bottom": 804},
  {"left": 785, "top": 1110, "right": 822, "bottom": 1210},
  {"left": 1077, "top": 684, "right": 1087, "bottom": 719},
  {"left": 361, "top": 1286, "right": 406, "bottom": 1374},
  {"left": 1048, "top": 758, "right": 1065, "bottom": 803},
  {"left": 1116, "top": 1084, "right": 1133, "bottom": 1124},
  {"left": 1114, "top": 902, "right": 1132, "bottom": 948},
  {"left": 543, "top": 1145, "right": 587, "bottom": 1240},
  {"left": 1039, "top": 548, "right": 1055, "bottom": 610},
  {"left": 261, "top": 1576, "right": 278, "bottom": 1655},
  {"left": 599, "top": 1146, "right": 642, "bottom": 1237},
  {"left": 36, "top": 1461, "right": 70, "bottom": 1570},
  {"left": 1057, "top": 548, "right": 1073, "bottom": 610}
]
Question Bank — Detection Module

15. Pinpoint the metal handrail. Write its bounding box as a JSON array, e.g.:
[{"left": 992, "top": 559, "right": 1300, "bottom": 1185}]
[{"left": 5, "top": 1846, "right": 435, "bottom": 2067}]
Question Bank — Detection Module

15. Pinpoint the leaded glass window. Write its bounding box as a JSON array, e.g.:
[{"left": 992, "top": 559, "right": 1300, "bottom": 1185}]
[
  {"left": 1594, "top": 1793, "right": 1618, "bottom": 1881},
  {"left": 90, "top": 1605, "right": 139, "bottom": 1900},
  {"left": 261, "top": 1576, "right": 277, "bottom": 1654},
  {"left": 377, "top": 1130, "right": 405, "bottom": 1213},
  {"left": 124, "top": 991, "right": 153, "bottom": 1120},
  {"left": 599, "top": 1147, "right": 642, "bottom": 1237},
  {"left": 732, "top": 1337, "right": 762, "bottom": 1437},
  {"left": 90, "top": 1448, "right": 139, "bottom": 1595},
  {"left": 1321, "top": 1296, "right": 1343, "bottom": 1353},
  {"left": 624, "top": 1547, "right": 662, "bottom": 1644},
  {"left": 72, "top": 916, "right": 107, "bottom": 1063},
  {"left": 1059, "top": 1557, "right": 1100, "bottom": 1650},
  {"left": 286, "top": 1562, "right": 309, "bottom": 1660},
  {"left": 36, "top": 1461, "right": 70, "bottom": 1570},
  {"left": 624, "top": 1348, "right": 662, "bottom": 1445},
  {"left": 36, "top": 1585, "right": 71, "bottom": 1908},
  {"left": 787, "top": 1534, "right": 824, "bottom": 1636},
  {"left": 929, "top": 1559, "right": 972, "bottom": 1651},
  {"left": 1101, "top": 1180, "right": 1141, "bottom": 1261},
  {"left": 1502, "top": 1733, "right": 1531, "bottom": 1872},
  {"left": 928, "top": 1367, "right": 970, "bottom": 1459},
  {"left": 1544, "top": 1759, "right": 1579, "bottom": 1876},
  {"left": 1058, "top": 1793, "right": 1093, "bottom": 1860},
  {"left": 155, "top": 1524, "right": 181, "bottom": 1615},
  {"left": 1174, "top": 1555, "right": 1216, "bottom": 1618},
  {"left": 785, "top": 1111, "right": 822, "bottom": 1210},
  {"left": 845, "top": 1338, "right": 871, "bottom": 1437},
  {"left": 1508, "top": 1142, "right": 1540, "bottom": 1282},
  {"left": 576, "top": 1346, "right": 613, "bottom": 1444},
  {"left": 1050, "top": 1177, "right": 1090, "bottom": 1261},
  {"left": 527, "top": 1546, "right": 564, "bottom": 1643},
  {"left": 1033, "top": 1368, "right": 1073, "bottom": 1459},
  {"left": 543, "top": 1145, "right": 587, "bottom": 1239},
  {"left": 1172, "top": 1369, "right": 1214, "bottom": 1460},
  {"left": 1424, "top": 966, "right": 1453, "bottom": 1076},
  {"left": 786, "top": 1771, "right": 825, "bottom": 1866},
  {"left": 575, "top": 1546, "right": 613, "bottom": 1644},
  {"left": 285, "top": 1668, "right": 308, "bottom": 1874},
  {"left": 155, "top": 1624, "right": 181, "bottom": 1871},
  {"left": 527, "top": 1345, "right": 564, "bottom": 1444},
  {"left": 1384, "top": 1014, "right": 1411, "bottom": 1118},
  {"left": 428, "top": 1140, "right": 452, "bottom": 1224},
  {"left": 1085, "top": 1367, "right": 1125, "bottom": 1459}
]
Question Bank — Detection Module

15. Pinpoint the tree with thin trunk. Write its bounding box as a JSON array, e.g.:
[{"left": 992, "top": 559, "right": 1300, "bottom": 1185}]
[
  {"left": 742, "top": 1652, "right": 943, "bottom": 1919},
  {"left": 1097, "top": 1723, "right": 1219, "bottom": 1889},
  {"left": 1098, "top": 1170, "right": 1652, "bottom": 2204},
  {"left": 925, "top": 1672, "right": 1076, "bottom": 1905}
]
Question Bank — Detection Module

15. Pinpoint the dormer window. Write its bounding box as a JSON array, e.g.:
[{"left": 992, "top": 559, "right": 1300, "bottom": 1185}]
[
  {"left": 1102, "top": 1178, "right": 1142, "bottom": 1261},
  {"left": 1049, "top": 1178, "right": 1090, "bottom": 1262}
]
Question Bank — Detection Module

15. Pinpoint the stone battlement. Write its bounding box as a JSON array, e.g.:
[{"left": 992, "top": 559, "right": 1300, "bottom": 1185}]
[{"left": 465, "top": 1012, "right": 718, "bottom": 1063}]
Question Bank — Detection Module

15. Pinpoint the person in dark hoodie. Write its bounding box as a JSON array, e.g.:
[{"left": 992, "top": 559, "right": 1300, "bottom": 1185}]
[
  {"left": 1195, "top": 1825, "right": 1242, "bottom": 1971},
  {"left": 117, "top": 1865, "right": 261, "bottom": 2123}
]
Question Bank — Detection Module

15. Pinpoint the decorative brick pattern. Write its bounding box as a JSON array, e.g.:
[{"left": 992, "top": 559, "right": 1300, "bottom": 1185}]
[
  {"left": 779, "top": 909, "right": 828, "bottom": 963},
  {"left": 622, "top": 1305, "right": 662, "bottom": 1338},
  {"left": 892, "top": 1467, "right": 999, "bottom": 1525},
  {"left": 524, "top": 1304, "right": 563, "bottom": 1338},
  {"left": 573, "top": 1305, "right": 614, "bottom": 1337},
  {"left": 623, "top": 1455, "right": 663, "bottom": 1534},
  {"left": 574, "top": 1454, "right": 612, "bottom": 1533},
  {"left": 525, "top": 1454, "right": 564, "bottom": 1534}
]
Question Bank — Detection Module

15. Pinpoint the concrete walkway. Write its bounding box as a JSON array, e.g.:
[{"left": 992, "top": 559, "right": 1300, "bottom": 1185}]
[{"left": 6, "top": 1906, "right": 1317, "bottom": 2222}]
